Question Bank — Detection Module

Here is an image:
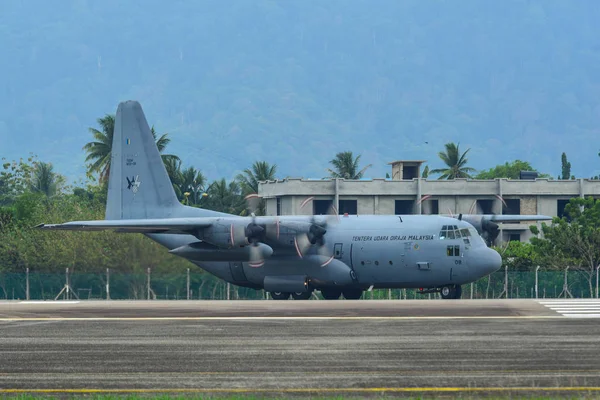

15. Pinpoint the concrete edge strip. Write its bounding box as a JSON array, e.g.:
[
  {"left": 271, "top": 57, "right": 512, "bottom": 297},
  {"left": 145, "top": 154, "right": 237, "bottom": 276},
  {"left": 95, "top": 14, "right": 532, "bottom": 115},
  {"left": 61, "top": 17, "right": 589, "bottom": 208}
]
[
  {"left": 0, "top": 315, "right": 572, "bottom": 321},
  {"left": 2, "top": 387, "right": 600, "bottom": 394}
]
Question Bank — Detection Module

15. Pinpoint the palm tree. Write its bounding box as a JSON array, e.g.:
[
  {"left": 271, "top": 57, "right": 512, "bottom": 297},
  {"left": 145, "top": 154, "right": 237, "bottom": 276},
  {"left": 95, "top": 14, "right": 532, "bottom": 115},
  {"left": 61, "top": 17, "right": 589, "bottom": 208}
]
[
  {"left": 236, "top": 161, "right": 277, "bottom": 215},
  {"left": 83, "top": 114, "right": 114, "bottom": 182},
  {"left": 204, "top": 179, "right": 245, "bottom": 215},
  {"left": 327, "top": 151, "right": 372, "bottom": 179},
  {"left": 30, "top": 161, "right": 63, "bottom": 197},
  {"left": 83, "top": 114, "right": 180, "bottom": 183},
  {"left": 151, "top": 127, "right": 180, "bottom": 167},
  {"left": 180, "top": 166, "right": 206, "bottom": 205},
  {"left": 430, "top": 142, "right": 476, "bottom": 179},
  {"left": 164, "top": 157, "right": 183, "bottom": 199},
  {"left": 236, "top": 161, "right": 277, "bottom": 194}
]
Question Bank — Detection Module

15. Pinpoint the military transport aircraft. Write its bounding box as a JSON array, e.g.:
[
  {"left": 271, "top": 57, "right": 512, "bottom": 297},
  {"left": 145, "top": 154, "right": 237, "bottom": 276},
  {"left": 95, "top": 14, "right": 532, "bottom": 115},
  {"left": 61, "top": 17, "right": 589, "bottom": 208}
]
[{"left": 37, "top": 101, "right": 551, "bottom": 300}]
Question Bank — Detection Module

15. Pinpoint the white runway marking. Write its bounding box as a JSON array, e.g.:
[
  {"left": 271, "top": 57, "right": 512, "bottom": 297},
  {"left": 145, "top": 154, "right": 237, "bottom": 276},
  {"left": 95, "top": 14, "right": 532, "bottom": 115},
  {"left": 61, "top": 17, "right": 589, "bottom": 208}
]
[
  {"left": 18, "top": 301, "right": 80, "bottom": 304},
  {"left": 538, "top": 300, "right": 600, "bottom": 318}
]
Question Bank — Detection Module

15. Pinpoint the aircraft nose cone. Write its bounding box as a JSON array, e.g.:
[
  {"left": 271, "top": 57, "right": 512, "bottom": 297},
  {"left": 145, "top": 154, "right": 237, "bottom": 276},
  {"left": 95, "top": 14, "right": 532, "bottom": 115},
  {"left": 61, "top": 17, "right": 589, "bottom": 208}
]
[
  {"left": 484, "top": 248, "right": 502, "bottom": 275},
  {"left": 471, "top": 248, "right": 502, "bottom": 278}
]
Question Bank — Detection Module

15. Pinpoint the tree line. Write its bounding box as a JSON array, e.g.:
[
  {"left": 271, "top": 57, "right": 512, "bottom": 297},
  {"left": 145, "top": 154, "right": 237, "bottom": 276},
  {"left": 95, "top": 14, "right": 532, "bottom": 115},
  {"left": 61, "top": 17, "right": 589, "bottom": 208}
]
[{"left": 1, "top": 112, "right": 599, "bottom": 283}]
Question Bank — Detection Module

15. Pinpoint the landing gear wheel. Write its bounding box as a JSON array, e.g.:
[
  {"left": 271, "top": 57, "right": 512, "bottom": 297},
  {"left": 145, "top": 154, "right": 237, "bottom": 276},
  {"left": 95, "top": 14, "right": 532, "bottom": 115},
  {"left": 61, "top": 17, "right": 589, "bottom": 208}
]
[
  {"left": 292, "top": 291, "right": 312, "bottom": 300},
  {"left": 342, "top": 288, "right": 363, "bottom": 300},
  {"left": 440, "top": 285, "right": 455, "bottom": 300},
  {"left": 320, "top": 288, "right": 342, "bottom": 300},
  {"left": 270, "top": 291, "right": 290, "bottom": 300},
  {"left": 453, "top": 285, "right": 462, "bottom": 299}
]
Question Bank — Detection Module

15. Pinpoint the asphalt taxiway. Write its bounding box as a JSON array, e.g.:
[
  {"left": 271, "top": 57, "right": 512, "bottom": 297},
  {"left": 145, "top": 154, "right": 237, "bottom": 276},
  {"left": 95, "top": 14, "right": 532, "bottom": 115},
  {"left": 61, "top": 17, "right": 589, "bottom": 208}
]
[{"left": 1, "top": 299, "right": 600, "bottom": 395}]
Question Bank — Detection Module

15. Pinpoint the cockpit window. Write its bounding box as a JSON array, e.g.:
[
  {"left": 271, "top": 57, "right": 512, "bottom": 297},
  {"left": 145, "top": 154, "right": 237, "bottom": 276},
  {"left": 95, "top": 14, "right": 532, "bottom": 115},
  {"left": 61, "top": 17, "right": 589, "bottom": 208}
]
[{"left": 460, "top": 228, "right": 470, "bottom": 237}]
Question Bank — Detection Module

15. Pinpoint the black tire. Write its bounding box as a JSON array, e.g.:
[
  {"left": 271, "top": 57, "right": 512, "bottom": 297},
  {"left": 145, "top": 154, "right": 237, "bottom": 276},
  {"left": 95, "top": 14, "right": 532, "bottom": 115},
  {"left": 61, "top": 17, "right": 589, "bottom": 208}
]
[
  {"left": 320, "top": 288, "right": 342, "bottom": 300},
  {"left": 270, "top": 291, "right": 290, "bottom": 300},
  {"left": 292, "top": 291, "right": 312, "bottom": 300},
  {"left": 342, "top": 288, "right": 363, "bottom": 300},
  {"left": 440, "top": 285, "right": 455, "bottom": 300},
  {"left": 453, "top": 285, "right": 462, "bottom": 299}
]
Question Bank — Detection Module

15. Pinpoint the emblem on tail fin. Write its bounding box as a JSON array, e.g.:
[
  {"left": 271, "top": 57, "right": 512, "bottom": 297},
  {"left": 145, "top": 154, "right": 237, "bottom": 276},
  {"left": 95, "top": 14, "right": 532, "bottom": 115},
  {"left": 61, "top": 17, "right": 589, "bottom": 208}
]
[{"left": 126, "top": 175, "right": 141, "bottom": 194}]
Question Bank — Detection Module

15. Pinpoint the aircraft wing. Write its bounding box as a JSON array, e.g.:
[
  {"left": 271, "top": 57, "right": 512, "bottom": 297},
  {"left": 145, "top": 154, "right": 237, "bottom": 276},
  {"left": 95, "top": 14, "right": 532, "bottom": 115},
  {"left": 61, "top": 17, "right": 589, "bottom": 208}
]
[
  {"left": 35, "top": 218, "right": 213, "bottom": 235},
  {"left": 486, "top": 215, "right": 552, "bottom": 223}
]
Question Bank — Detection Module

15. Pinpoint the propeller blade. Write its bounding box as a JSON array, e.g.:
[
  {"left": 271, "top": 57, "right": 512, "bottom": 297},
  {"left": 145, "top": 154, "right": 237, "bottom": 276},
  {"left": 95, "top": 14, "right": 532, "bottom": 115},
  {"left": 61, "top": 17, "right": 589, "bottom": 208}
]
[
  {"left": 248, "top": 244, "right": 264, "bottom": 268},
  {"left": 317, "top": 244, "right": 335, "bottom": 267},
  {"left": 294, "top": 234, "right": 312, "bottom": 258},
  {"left": 244, "top": 193, "right": 261, "bottom": 216}
]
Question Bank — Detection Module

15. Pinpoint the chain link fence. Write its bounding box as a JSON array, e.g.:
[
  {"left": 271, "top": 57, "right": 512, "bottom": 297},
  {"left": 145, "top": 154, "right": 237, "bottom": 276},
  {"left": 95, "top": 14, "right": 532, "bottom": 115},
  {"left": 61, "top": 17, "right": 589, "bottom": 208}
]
[{"left": 0, "top": 267, "right": 598, "bottom": 300}]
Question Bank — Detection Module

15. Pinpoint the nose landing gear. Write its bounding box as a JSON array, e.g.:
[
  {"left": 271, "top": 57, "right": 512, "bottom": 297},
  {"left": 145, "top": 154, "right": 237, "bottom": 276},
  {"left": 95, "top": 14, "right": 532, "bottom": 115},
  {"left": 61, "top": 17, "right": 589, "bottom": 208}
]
[{"left": 440, "top": 285, "right": 462, "bottom": 300}]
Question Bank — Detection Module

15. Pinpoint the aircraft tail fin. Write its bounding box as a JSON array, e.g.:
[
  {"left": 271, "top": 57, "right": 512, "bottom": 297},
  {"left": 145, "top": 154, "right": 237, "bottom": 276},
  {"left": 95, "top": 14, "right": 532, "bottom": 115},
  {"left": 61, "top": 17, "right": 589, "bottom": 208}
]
[{"left": 105, "top": 101, "right": 183, "bottom": 220}]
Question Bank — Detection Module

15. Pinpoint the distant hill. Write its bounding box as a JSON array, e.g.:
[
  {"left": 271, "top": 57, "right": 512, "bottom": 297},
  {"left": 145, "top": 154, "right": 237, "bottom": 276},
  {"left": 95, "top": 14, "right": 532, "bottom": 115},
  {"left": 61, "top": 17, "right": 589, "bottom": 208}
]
[{"left": 1, "top": 0, "right": 599, "bottom": 183}]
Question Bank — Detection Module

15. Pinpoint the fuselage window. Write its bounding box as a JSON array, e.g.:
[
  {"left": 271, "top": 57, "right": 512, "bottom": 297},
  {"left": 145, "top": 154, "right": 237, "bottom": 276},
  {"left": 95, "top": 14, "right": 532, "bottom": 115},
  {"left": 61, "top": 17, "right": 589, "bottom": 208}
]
[{"left": 447, "top": 245, "right": 461, "bottom": 256}]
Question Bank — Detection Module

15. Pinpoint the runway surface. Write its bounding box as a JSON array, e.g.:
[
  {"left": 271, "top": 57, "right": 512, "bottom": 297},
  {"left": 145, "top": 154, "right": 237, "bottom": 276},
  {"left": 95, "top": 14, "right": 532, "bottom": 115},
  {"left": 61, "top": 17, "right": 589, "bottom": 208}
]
[{"left": 1, "top": 299, "right": 600, "bottom": 396}]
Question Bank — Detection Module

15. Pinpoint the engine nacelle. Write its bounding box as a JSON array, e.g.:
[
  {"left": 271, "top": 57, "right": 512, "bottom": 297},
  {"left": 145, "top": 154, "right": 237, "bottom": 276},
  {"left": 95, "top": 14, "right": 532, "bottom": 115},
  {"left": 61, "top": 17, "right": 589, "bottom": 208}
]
[
  {"left": 169, "top": 241, "right": 273, "bottom": 262},
  {"left": 263, "top": 275, "right": 309, "bottom": 293},
  {"left": 198, "top": 222, "right": 250, "bottom": 248}
]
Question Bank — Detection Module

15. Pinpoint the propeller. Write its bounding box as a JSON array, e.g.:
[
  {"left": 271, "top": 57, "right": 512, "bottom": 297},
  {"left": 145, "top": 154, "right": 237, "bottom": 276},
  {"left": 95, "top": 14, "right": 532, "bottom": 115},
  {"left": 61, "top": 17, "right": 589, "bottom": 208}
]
[
  {"left": 244, "top": 215, "right": 267, "bottom": 268},
  {"left": 462, "top": 196, "right": 507, "bottom": 246},
  {"left": 293, "top": 197, "right": 339, "bottom": 267},
  {"left": 416, "top": 194, "right": 433, "bottom": 214}
]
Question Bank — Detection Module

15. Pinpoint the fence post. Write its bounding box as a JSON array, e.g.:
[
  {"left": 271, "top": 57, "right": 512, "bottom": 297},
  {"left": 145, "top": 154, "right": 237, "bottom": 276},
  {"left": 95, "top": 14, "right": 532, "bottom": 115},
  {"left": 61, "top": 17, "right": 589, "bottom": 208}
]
[
  {"left": 470, "top": 282, "right": 473, "bottom": 299},
  {"left": 26, "top": 268, "right": 30, "bottom": 300},
  {"left": 66, "top": 267, "right": 70, "bottom": 300},
  {"left": 147, "top": 267, "right": 151, "bottom": 300},
  {"left": 535, "top": 266, "right": 540, "bottom": 299},
  {"left": 106, "top": 268, "right": 110, "bottom": 300},
  {"left": 187, "top": 268, "right": 190, "bottom": 300},
  {"left": 596, "top": 265, "right": 600, "bottom": 299}
]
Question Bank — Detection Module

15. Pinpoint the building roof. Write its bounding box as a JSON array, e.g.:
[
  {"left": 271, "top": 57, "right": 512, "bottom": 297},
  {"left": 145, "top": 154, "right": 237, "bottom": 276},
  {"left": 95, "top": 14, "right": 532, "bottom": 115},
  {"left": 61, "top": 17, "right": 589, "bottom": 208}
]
[{"left": 387, "top": 160, "right": 427, "bottom": 165}]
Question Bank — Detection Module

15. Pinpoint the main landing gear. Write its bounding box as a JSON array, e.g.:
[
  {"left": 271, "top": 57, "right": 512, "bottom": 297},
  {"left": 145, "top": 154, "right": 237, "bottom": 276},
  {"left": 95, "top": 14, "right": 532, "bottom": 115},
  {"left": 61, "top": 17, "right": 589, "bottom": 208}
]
[
  {"left": 440, "top": 284, "right": 462, "bottom": 300},
  {"left": 269, "top": 288, "right": 364, "bottom": 300}
]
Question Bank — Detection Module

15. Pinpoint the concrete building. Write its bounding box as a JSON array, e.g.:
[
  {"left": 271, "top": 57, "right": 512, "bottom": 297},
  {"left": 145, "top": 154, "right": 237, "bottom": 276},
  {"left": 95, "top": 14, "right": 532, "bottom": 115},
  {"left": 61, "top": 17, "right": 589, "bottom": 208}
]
[{"left": 258, "top": 160, "right": 600, "bottom": 244}]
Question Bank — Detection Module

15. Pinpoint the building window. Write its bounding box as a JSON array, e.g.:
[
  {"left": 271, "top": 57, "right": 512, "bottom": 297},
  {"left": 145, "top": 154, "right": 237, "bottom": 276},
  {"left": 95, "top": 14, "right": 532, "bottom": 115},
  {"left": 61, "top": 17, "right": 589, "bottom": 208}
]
[
  {"left": 339, "top": 200, "right": 357, "bottom": 215},
  {"left": 395, "top": 200, "right": 414, "bottom": 215},
  {"left": 276, "top": 197, "right": 281, "bottom": 216},
  {"left": 477, "top": 199, "right": 494, "bottom": 214},
  {"left": 509, "top": 233, "right": 521, "bottom": 242},
  {"left": 557, "top": 199, "right": 573, "bottom": 221},
  {"left": 422, "top": 199, "right": 439, "bottom": 214},
  {"left": 502, "top": 199, "right": 520, "bottom": 215},
  {"left": 313, "top": 200, "right": 333, "bottom": 215}
]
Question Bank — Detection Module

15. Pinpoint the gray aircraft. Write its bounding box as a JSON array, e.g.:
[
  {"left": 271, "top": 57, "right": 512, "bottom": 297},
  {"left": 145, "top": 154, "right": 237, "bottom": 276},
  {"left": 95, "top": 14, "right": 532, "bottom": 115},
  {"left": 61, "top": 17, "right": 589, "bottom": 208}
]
[{"left": 37, "top": 101, "right": 550, "bottom": 300}]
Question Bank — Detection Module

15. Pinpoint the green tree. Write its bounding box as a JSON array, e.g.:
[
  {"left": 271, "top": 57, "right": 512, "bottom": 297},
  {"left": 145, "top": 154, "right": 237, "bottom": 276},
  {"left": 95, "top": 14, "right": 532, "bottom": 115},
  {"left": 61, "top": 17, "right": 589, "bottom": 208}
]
[
  {"left": 492, "top": 241, "right": 539, "bottom": 270},
  {"left": 0, "top": 156, "right": 35, "bottom": 206},
  {"left": 421, "top": 165, "right": 429, "bottom": 179},
  {"left": 475, "top": 160, "right": 550, "bottom": 179},
  {"left": 83, "top": 114, "right": 115, "bottom": 182},
  {"left": 327, "top": 151, "right": 372, "bottom": 179},
  {"left": 529, "top": 197, "right": 600, "bottom": 296},
  {"left": 83, "top": 114, "right": 179, "bottom": 183},
  {"left": 180, "top": 166, "right": 206, "bottom": 205},
  {"left": 203, "top": 179, "right": 245, "bottom": 215},
  {"left": 430, "top": 142, "right": 476, "bottom": 179},
  {"left": 236, "top": 161, "right": 277, "bottom": 215},
  {"left": 29, "top": 161, "right": 64, "bottom": 198},
  {"left": 560, "top": 152, "right": 572, "bottom": 180}
]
